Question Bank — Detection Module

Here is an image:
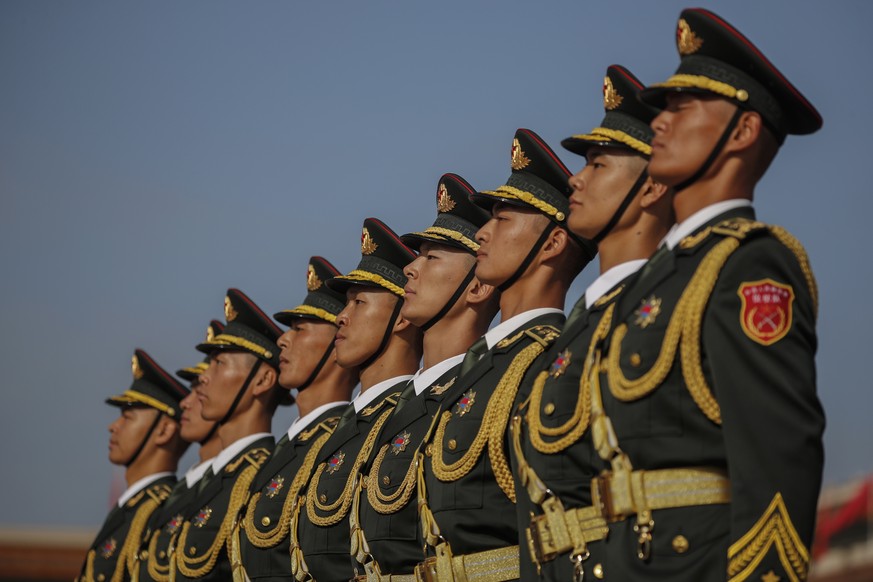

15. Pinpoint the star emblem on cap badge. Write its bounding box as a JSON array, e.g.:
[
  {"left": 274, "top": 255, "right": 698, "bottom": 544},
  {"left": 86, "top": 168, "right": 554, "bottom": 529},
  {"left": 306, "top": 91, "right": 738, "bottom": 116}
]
[
  {"left": 511, "top": 138, "right": 531, "bottom": 170},
  {"left": 361, "top": 227, "right": 378, "bottom": 255},
  {"left": 224, "top": 296, "right": 238, "bottom": 322},
  {"left": 437, "top": 183, "right": 456, "bottom": 212},
  {"left": 307, "top": 264, "right": 322, "bottom": 291},
  {"left": 603, "top": 76, "right": 623, "bottom": 110},
  {"left": 677, "top": 18, "right": 703, "bottom": 55},
  {"left": 131, "top": 355, "right": 144, "bottom": 380}
]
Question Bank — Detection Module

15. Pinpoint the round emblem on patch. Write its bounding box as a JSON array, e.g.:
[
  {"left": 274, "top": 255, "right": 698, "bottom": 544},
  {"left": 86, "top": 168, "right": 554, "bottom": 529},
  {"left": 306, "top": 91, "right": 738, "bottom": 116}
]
[
  {"left": 437, "top": 183, "right": 456, "bottom": 213},
  {"left": 327, "top": 451, "right": 346, "bottom": 474},
  {"left": 677, "top": 18, "right": 703, "bottom": 55},
  {"left": 634, "top": 296, "right": 662, "bottom": 329},
  {"left": 549, "top": 349, "right": 572, "bottom": 378},
  {"left": 165, "top": 514, "right": 183, "bottom": 535},
  {"left": 193, "top": 507, "right": 213, "bottom": 528},
  {"left": 224, "top": 296, "right": 238, "bottom": 322},
  {"left": 361, "top": 228, "right": 378, "bottom": 255},
  {"left": 307, "top": 264, "right": 322, "bottom": 291},
  {"left": 603, "top": 76, "right": 623, "bottom": 110},
  {"left": 99, "top": 537, "right": 117, "bottom": 559},
  {"left": 511, "top": 138, "right": 531, "bottom": 170},
  {"left": 738, "top": 279, "right": 794, "bottom": 346},
  {"left": 265, "top": 475, "right": 285, "bottom": 498},
  {"left": 391, "top": 431, "right": 412, "bottom": 455},
  {"left": 454, "top": 389, "right": 476, "bottom": 417}
]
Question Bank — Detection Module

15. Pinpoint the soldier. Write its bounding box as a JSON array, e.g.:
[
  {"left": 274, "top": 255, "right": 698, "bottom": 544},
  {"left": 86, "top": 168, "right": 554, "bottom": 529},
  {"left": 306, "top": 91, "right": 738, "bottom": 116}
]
[
  {"left": 415, "top": 129, "right": 597, "bottom": 582},
  {"left": 509, "top": 66, "right": 672, "bottom": 581},
  {"left": 585, "top": 8, "right": 825, "bottom": 580},
  {"left": 351, "top": 174, "right": 499, "bottom": 580},
  {"left": 294, "top": 218, "right": 423, "bottom": 581},
  {"left": 136, "top": 321, "right": 225, "bottom": 582},
  {"left": 169, "top": 289, "right": 285, "bottom": 581},
  {"left": 236, "top": 257, "right": 358, "bottom": 582},
  {"left": 78, "top": 349, "right": 189, "bottom": 582}
]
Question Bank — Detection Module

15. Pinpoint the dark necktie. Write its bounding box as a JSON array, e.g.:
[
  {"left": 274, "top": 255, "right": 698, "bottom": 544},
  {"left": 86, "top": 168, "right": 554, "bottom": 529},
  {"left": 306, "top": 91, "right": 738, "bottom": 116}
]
[
  {"left": 196, "top": 466, "right": 215, "bottom": 495},
  {"left": 637, "top": 244, "right": 670, "bottom": 283},
  {"left": 392, "top": 379, "right": 416, "bottom": 413},
  {"left": 563, "top": 295, "right": 589, "bottom": 331},
  {"left": 334, "top": 404, "right": 357, "bottom": 431},
  {"left": 459, "top": 336, "right": 488, "bottom": 376}
]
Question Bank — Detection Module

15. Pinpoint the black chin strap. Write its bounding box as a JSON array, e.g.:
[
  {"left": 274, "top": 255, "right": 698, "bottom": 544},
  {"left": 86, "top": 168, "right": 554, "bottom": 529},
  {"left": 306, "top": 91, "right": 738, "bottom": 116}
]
[
  {"left": 420, "top": 264, "right": 477, "bottom": 332},
  {"left": 295, "top": 339, "right": 335, "bottom": 392},
  {"left": 125, "top": 410, "right": 163, "bottom": 468},
  {"left": 674, "top": 107, "right": 743, "bottom": 192},
  {"left": 217, "top": 359, "right": 263, "bottom": 427},
  {"left": 593, "top": 169, "right": 649, "bottom": 244},
  {"left": 360, "top": 297, "right": 404, "bottom": 370},
  {"left": 497, "top": 222, "right": 557, "bottom": 293}
]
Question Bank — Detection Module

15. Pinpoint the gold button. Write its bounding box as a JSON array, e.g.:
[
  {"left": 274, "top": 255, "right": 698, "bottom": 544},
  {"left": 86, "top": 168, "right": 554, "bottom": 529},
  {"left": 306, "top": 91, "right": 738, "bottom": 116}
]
[
  {"left": 593, "top": 563, "right": 604, "bottom": 579},
  {"left": 159, "top": 551, "right": 166, "bottom": 559},
  {"left": 672, "top": 534, "right": 689, "bottom": 554},
  {"left": 139, "top": 550, "right": 148, "bottom": 560},
  {"left": 361, "top": 479, "right": 368, "bottom": 489},
  {"left": 543, "top": 403, "right": 555, "bottom": 415},
  {"left": 97, "top": 575, "right": 105, "bottom": 582},
  {"left": 189, "top": 547, "right": 197, "bottom": 555},
  {"left": 261, "top": 516, "right": 271, "bottom": 527},
  {"left": 382, "top": 475, "right": 390, "bottom": 486},
  {"left": 629, "top": 353, "right": 642, "bottom": 367},
  {"left": 425, "top": 444, "right": 433, "bottom": 457},
  {"left": 319, "top": 493, "right": 327, "bottom": 503},
  {"left": 448, "top": 439, "right": 457, "bottom": 451},
  {"left": 735, "top": 89, "right": 749, "bottom": 102},
  {"left": 555, "top": 211, "right": 566, "bottom": 222}
]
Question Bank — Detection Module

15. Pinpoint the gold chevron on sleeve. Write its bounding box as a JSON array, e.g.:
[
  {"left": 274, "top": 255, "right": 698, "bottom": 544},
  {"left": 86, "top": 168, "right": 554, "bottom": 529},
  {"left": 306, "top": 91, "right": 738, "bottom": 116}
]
[{"left": 727, "top": 493, "right": 809, "bottom": 582}]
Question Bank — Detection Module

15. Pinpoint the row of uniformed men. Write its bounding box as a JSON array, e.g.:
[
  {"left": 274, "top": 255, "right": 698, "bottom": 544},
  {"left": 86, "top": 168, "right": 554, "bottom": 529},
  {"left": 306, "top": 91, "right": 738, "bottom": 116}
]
[{"left": 79, "top": 8, "right": 825, "bottom": 582}]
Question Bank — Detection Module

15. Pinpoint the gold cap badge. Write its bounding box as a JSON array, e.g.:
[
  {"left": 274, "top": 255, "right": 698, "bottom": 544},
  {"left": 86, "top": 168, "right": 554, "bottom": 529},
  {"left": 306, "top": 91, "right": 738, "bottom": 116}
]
[
  {"left": 307, "top": 263, "right": 322, "bottom": 291},
  {"left": 437, "top": 183, "right": 456, "bottom": 213},
  {"left": 224, "top": 296, "right": 238, "bottom": 322},
  {"left": 603, "top": 76, "right": 623, "bottom": 110},
  {"left": 677, "top": 18, "right": 703, "bottom": 55},
  {"left": 205, "top": 325, "right": 215, "bottom": 342},
  {"left": 510, "top": 138, "right": 531, "bottom": 170},
  {"left": 131, "top": 355, "right": 144, "bottom": 380},
  {"left": 361, "top": 227, "right": 378, "bottom": 255}
]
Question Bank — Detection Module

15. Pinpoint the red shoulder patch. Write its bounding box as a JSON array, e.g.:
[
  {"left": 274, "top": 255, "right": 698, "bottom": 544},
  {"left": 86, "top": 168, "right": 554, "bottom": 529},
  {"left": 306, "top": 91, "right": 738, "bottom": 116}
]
[{"left": 737, "top": 279, "right": 794, "bottom": 346}]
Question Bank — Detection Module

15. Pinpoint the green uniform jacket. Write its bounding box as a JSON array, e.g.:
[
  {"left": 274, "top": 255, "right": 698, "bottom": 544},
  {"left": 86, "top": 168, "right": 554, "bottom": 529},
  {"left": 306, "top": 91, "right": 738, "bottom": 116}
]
[
  {"left": 357, "top": 364, "right": 461, "bottom": 575},
  {"left": 135, "top": 473, "right": 204, "bottom": 581},
  {"left": 594, "top": 207, "right": 824, "bottom": 581},
  {"left": 77, "top": 475, "right": 175, "bottom": 582},
  {"left": 511, "top": 284, "right": 631, "bottom": 581},
  {"left": 237, "top": 403, "right": 345, "bottom": 582},
  {"left": 170, "top": 435, "right": 274, "bottom": 582},
  {"left": 420, "top": 312, "right": 564, "bottom": 560},
  {"left": 297, "top": 381, "right": 406, "bottom": 581}
]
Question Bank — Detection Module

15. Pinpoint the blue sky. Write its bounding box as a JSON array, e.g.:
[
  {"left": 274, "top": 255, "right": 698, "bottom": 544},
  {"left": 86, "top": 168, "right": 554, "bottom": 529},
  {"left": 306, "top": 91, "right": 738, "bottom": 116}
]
[{"left": 1, "top": 1, "right": 870, "bottom": 527}]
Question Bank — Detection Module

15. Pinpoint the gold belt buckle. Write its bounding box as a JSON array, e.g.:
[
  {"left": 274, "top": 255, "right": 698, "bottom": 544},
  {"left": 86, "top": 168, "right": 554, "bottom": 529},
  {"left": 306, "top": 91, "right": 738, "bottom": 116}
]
[
  {"left": 591, "top": 474, "right": 617, "bottom": 522},
  {"left": 527, "top": 515, "right": 557, "bottom": 564},
  {"left": 414, "top": 557, "right": 438, "bottom": 582}
]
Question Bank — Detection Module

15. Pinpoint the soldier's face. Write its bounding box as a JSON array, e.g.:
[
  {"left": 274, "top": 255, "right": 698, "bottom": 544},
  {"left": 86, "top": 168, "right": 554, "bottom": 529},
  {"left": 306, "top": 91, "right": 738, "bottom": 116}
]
[
  {"left": 276, "top": 319, "right": 337, "bottom": 389},
  {"left": 179, "top": 383, "right": 215, "bottom": 443},
  {"left": 567, "top": 147, "right": 648, "bottom": 240},
  {"left": 197, "top": 351, "right": 257, "bottom": 421},
  {"left": 649, "top": 92, "right": 737, "bottom": 187},
  {"left": 108, "top": 406, "right": 159, "bottom": 465},
  {"left": 475, "top": 203, "right": 549, "bottom": 287},
  {"left": 334, "top": 287, "right": 399, "bottom": 369},
  {"left": 402, "top": 242, "right": 475, "bottom": 327}
]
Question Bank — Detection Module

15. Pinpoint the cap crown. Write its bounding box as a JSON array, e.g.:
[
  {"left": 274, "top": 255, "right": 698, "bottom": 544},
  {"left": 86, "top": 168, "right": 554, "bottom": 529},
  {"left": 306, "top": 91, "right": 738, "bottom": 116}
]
[
  {"left": 274, "top": 256, "right": 346, "bottom": 325},
  {"left": 107, "top": 348, "right": 189, "bottom": 418},
  {"left": 197, "top": 288, "right": 282, "bottom": 367}
]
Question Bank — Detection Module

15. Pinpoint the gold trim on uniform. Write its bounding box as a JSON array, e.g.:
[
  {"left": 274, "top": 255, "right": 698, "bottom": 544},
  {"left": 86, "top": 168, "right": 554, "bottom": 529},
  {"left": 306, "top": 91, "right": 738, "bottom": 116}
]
[
  {"left": 567, "top": 127, "right": 652, "bottom": 156},
  {"left": 278, "top": 305, "right": 338, "bottom": 324},
  {"left": 206, "top": 333, "right": 273, "bottom": 360}
]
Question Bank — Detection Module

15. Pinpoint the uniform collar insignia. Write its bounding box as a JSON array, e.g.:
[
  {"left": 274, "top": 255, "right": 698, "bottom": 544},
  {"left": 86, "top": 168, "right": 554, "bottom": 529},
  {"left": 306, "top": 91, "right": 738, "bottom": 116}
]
[{"left": 430, "top": 376, "right": 456, "bottom": 395}]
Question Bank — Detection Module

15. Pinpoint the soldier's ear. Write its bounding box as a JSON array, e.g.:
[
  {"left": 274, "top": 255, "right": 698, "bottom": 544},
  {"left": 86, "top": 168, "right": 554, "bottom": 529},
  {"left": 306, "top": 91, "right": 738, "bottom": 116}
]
[
  {"left": 639, "top": 177, "right": 670, "bottom": 209},
  {"left": 539, "top": 226, "right": 570, "bottom": 261},
  {"left": 393, "top": 314, "right": 413, "bottom": 333},
  {"left": 725, "top": 110, "right": 763, "bottom": 154},
  {"left": 153, "top": 415, "right": 179, "bottom": 445},
  {"left": 465, "top": 278, "right": 496, "bottom": 306},
  {"left": 251, "top": 364, "right": 278, "bottom": 396}
]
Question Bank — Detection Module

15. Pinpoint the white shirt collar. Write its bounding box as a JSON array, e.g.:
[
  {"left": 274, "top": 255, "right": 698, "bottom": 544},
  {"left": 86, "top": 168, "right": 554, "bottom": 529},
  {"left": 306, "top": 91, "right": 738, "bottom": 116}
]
[
  {"left": 484, "top": 308, "right": 564, "bottom": 350},
  {"left": 412, "top": 354, "right": 465, "bottom": 396},
  {"left": 662, "top": 199, "right": 752, "bottom": 250},
  {"left": 117, "top": 471, "right": 174, "bottom": 507},
  {"left": 184, "top": 459, "right": 215, "bottom": 489},
  {"left": 286, "top": 400, "right": 350, "bottom": 443},
  {"left": 353, "top": 375, "right": 414, "bottom": 412},
  {"left": 211, "top": 432, "right": 273, "bottom": 474},
  {"left": 584, "top": 260, "right": 648, "bottom": 309}
]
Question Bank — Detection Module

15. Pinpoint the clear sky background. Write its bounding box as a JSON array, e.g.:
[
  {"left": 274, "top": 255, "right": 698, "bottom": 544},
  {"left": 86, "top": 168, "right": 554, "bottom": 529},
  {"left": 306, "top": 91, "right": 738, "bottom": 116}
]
[{"left": 1, "top": 1, "right": 870, "bottom": 529}]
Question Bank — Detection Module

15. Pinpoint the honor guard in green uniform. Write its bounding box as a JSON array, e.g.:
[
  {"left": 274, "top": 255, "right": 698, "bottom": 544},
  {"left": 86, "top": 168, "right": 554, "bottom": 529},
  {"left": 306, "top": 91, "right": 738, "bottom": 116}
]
[
  {"left": 78, "top": 349, "right": 190, "bottom": 582},
  {"left": 584, "top": 8, "right": 825, "bottom": 580},
  {"left": 415, "top": 129, "right": 597, "bottom": 582},
  {"left": 136, "top": 321, "right": 225, "bottom": 582},
  {"left": 235, "top": 257, "right": 359, "bottom": 582},
  {"left": 169, "top": 289, "right": 286, "bottom": 581},
  {"left": 510, "top": 66, "right": 672, "bottom": 581},
  {"left": 294, "top": 218, "right": 423, "bottom": 581},
  {"left": 351, "top": 174, "right": 500, "bottom": 580}
]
